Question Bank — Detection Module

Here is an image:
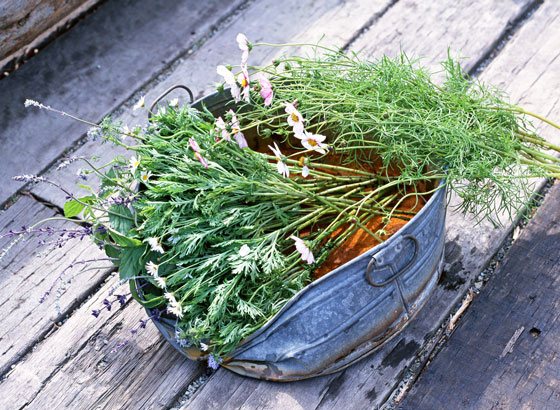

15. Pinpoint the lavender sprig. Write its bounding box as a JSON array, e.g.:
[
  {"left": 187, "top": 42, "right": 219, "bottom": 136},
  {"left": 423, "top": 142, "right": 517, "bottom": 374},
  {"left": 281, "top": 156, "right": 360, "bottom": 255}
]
[
  {"left": 39, "top": 257, "right": 118, "bottom": 304},
  {"left": 110, "top": 310, "right": 161, "bottom": 353}
]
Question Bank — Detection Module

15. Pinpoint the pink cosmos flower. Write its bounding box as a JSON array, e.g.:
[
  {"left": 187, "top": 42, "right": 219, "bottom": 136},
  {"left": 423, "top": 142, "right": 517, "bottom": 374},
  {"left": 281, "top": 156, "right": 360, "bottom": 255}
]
[
  {"left": 194, "top": 152, "right": 209, "bottom": 168},
  {"left": 217, "top": 65, "right": 241, "bottom": 101},
  {"left": 189, "top": 137, "right": 201, "bottom": 152},
  {"left": 258, "top": 73, "right": 273, "bottom": 106},
  {"left": 298, "top": 131, "right": 329, "bottom": 155},
  {"left": 284, "top": 101, "right": 305, "bottom": 137},
  {"left": 237, "top": 66, "right": 250, "bottom": 102},
  {"left": 189, "top": 137, "right": 209, "bottom": 168},
  {"left": 236, "top": 33, "right": 251, "bottom": 64},
  {"left": 229, "top": 110, "right": 249, "bottom": 149},
  {"left": 215, "top": 117, "right": 231, "bottom": 141},
  {"left": 269, "top": 142, "right": 290, "bottom": 178},
  {"left": 290, "top": 235, "right": 315, "bottom": 264}
]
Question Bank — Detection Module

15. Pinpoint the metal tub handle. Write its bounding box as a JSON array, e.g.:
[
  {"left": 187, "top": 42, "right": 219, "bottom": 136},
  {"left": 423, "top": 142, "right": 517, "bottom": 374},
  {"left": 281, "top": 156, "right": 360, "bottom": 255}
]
[
  {"left": 148, "top": 84, "right": 194, "bottom": 119},
  {"left": 365, "top": 234, "right": 419, "bottom": 316}
]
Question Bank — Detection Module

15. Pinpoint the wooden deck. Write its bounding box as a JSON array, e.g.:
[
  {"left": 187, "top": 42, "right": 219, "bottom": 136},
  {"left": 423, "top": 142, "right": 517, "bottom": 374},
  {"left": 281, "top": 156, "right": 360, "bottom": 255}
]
[{"left": 0, "top": 0, "right": 558, "bottom": 408}]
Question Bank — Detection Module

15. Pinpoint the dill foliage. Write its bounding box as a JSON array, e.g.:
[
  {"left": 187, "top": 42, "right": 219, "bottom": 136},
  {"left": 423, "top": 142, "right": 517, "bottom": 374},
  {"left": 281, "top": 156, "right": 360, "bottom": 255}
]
[{"left": 27, "top": 43, "right": 560, "bottom": 362}]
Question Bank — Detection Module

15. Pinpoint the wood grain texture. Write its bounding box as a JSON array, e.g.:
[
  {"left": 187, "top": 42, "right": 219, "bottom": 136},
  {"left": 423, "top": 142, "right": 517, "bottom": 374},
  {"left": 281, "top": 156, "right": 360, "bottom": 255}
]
[
  {"left": 14, "top": 0, "right": 560, "bottom": 409},
  {"left": 351, "top": 0, "right": 537, "bottom": 75},
  {"left": 15, "top": 0, "right": 394, "bottom": 407},
  {"left": 401, "top": 179, "right": 560, "bottom": 409},
  {"left": 0, "top": 0, "right": 101, "bottom": 67},
  {"left": 0, "top": 0, "right": 244, "bottom": 205},
  {"left": 31, "top": 0, "right": 393, "bottom": 208},
  {"left": 0, "top": 275, "right": 206, "bottom": 410},
  {"left": 0, "top": 196, "right": 113, "bottom": 377},
  {"left": 184, "top": 1, "right": 560, "bottom": 409}
]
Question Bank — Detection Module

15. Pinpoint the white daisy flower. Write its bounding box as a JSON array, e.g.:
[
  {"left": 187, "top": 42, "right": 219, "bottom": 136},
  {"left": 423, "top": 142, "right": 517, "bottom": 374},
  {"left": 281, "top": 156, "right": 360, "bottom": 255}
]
[
  {"left": 217, "top": 65, "right": 241, "bottom": 101},
  {"left": 154, "top": 276, "right": 166, "bottom": 289},
  {"left": 145, "top": 261, "right": 159, "bottom": 276},
  {"left": 140, "top": 169, "right": 152, "bottom": 183},
  {"left": 167, "top": 303, "right": 183, "bottom": 319},
  {"left": 236, "top": 33, "right": 250, "bottom": 64},
  {"left": 129, "top": 156, "right": 141, "bottom": 174},
  {"left": 145, "top": 237, "right": 164, "bottom": 254},
  {"left": 299, "top": 131, "right": 329, "bottom": 155},
  {"left": 133, "top": 96, "right": 145, "bottom": 111},
  {"left": 284, "top": 101, "right": 305, "bottom": 137}
]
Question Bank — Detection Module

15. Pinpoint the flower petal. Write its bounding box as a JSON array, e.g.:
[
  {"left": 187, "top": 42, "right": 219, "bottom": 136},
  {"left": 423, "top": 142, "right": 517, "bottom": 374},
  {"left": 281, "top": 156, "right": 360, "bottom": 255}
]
[
  {"left": 189, "top": 138, "right": 201, "bottom": 152},
  {"left": 235, "top": 132, "right": 248, "bottom": 149}
]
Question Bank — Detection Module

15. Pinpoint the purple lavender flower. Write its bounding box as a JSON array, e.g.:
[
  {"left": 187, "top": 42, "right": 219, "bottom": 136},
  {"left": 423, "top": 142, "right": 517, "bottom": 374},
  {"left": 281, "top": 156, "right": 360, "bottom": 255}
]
[
  {"left": 92, "top": 309, "right": 101, "bottom": 318},
  {"left": 116, "top": 294, "right": 126, "bottom": 306},
  {"left": 208, "top": 354, "right": 221, "bottom": 370}
]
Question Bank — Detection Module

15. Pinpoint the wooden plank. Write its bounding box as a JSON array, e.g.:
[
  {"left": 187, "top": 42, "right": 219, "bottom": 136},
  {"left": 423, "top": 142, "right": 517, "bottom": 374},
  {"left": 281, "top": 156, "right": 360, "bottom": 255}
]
[
  {"left": 0, "top": 0, "right": 102, "bottom": 69},
  {"left": 299, "top": 2, "right": 560, "bottom": 408},
  {"left": 13, "top": 0, "right": 395, "bottom": 407},
  {"left": 350, "top": 0, "right": 538, "bottom": 74},
  {"left": 183, "top": 1, "right": 553, "bottom": 409},
  {"left": 0, "top": 196, "right": 113, "bottom": 377},
  {"left": 24, "top": 0, "right": 556, "bottom": 408},
  {"left": 0, "top": 0, "right": 245, "bottom": 205},
  {"left": 401, "top": 179, "right": 560, "bottom": 409},
  {"left": 31, "top": 0, "right": 393, "bottom": 208},
  {"left": 0, "top": 275, "right": 206, "bottom": 409}
]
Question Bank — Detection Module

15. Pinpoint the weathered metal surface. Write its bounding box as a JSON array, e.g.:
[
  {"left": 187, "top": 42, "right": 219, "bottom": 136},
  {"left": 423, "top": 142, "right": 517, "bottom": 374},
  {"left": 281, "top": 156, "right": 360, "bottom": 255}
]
[{"left": 146, "top": 90, "right": 447, "bottom": 381}]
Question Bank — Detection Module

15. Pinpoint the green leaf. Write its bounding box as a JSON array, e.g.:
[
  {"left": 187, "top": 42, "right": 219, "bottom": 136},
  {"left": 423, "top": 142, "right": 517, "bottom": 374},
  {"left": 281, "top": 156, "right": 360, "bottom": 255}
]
[
  {"left": 63, "top": 200, "right": 85, "bottom": 218},
  {"left": 129, "top": 279, "right": 165, "bottom": 308},
  {"left": 100, "top": 167, "right": 118, "bottom": 189},
  {"left": 104, "top": 244, "right": 121, "bottom": 261},
  {"left": 118, "top": 245, "right": 146, "bottom": 280},
  {"left": 108, "top": 228, "right": 142, "bottom": 247},
  {"left": 109, "top": 205, "right": 134, "bottom": 235},
  {"left": 77, "top": 184, "right": 94, "bottom": 192}
]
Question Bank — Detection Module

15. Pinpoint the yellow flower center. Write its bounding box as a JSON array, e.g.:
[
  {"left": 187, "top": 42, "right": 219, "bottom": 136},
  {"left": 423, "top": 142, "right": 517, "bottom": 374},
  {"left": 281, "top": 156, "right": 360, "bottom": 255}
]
[
  {"left": 142, "top": 175, "right": 148, "bottom": 181},
  {"left": 308, "top": 139, "right": 318, "bottom": 147},
  {"left": 241, "top": 78, "right": 248, "bottom": 88},
  {"left": 291, "top": 112, "right": 299, "bottom": 122}
]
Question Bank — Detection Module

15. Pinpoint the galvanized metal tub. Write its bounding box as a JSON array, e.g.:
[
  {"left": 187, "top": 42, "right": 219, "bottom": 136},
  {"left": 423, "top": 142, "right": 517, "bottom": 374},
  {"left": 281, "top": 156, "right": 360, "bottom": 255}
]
[{"left": 143, "top": 89, "right": 447, "bottom": 381}]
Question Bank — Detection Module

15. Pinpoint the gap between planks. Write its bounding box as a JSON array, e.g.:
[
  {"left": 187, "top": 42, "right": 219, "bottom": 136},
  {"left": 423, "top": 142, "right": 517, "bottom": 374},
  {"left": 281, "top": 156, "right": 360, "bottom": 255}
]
[
  {"left": 2, "top": 0, "right": 397, "bottom": 408},
  {"left": 0, "top": 0, "right": 248, "bottom": 207},
  {"left": 183, "top": 0, "right": 559, "bottom": 408},
  {"left": 4, "top": 0, "right": 557, "bottom": 409}
]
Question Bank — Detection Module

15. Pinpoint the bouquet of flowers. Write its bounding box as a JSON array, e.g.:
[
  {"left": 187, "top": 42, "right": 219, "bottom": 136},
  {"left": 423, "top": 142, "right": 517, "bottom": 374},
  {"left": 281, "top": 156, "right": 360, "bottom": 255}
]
[{"left": 7, "top": 34, "right": 560, "bottom": 367}]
